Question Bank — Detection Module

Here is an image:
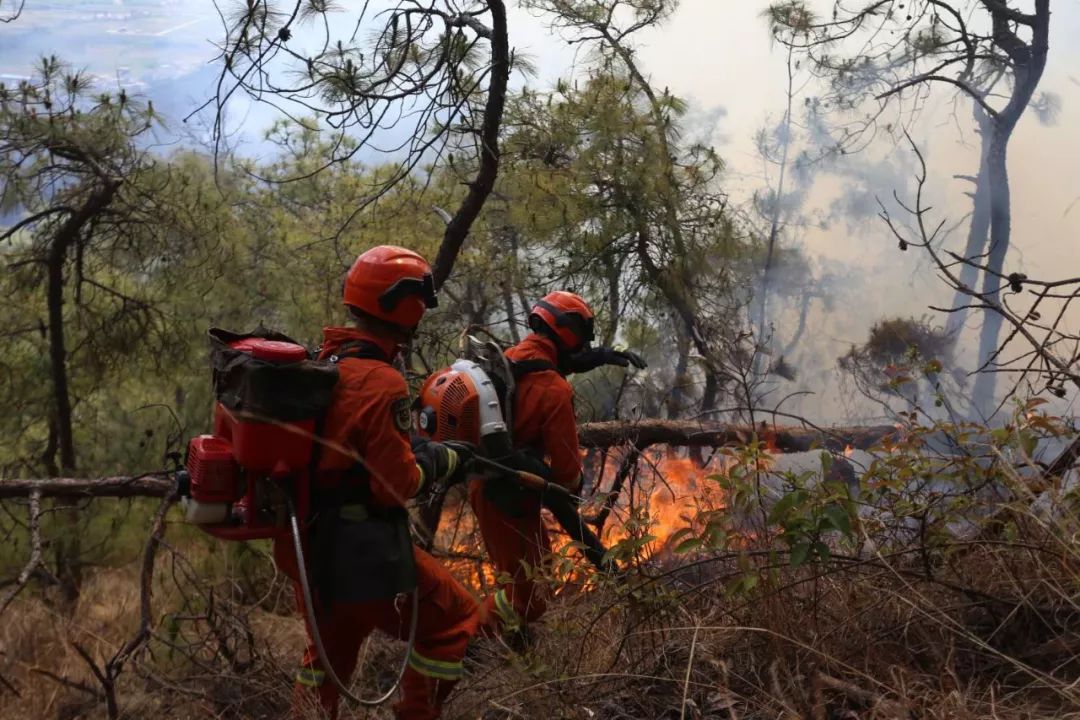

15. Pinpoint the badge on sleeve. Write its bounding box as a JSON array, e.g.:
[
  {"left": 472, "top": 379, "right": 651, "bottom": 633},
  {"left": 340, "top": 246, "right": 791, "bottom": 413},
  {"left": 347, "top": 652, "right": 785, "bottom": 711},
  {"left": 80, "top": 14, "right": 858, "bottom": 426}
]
[{"left": 391, "top": 396, "right": 412, "bottom": 433}]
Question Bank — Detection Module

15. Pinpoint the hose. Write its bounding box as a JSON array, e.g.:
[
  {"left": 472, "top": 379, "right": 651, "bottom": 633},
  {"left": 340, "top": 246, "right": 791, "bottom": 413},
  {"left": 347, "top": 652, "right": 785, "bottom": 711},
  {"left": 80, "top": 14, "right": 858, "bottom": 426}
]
[
  {"left": 288, "top": 501, "right": 419, "bottom": 707},
  {"left": 459, "top": 452, "right": 571, "bottom": 497}
]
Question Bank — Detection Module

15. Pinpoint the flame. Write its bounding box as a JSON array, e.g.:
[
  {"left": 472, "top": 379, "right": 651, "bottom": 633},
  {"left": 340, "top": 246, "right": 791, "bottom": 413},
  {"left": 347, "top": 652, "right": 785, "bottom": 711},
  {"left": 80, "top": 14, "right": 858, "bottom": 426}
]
[
  {"left": 844, "top": 444, "right": 855, "bottom": 457},
  {"left": 436, "top": 446, "right": 765, "bottom": 590},
  {"left": 594, "top": 449, "right": 729, "bottom": 550},
  {"left": 761, "top": 423, "right": 780, "bottom": 453}
]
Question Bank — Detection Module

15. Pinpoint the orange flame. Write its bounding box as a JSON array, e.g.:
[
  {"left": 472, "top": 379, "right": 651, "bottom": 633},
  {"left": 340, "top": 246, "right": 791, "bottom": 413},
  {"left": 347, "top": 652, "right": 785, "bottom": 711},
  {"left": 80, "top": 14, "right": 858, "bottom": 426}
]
[{"left": 436, "top": 447, "right": 756, "bottom": 590}]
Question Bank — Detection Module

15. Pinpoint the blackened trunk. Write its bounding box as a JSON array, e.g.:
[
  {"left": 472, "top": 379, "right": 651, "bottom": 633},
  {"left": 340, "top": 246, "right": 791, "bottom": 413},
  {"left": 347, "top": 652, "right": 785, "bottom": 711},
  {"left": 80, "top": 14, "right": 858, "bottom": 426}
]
[{"left": 667, "top": 325, "right": 691, "bottom": 418}]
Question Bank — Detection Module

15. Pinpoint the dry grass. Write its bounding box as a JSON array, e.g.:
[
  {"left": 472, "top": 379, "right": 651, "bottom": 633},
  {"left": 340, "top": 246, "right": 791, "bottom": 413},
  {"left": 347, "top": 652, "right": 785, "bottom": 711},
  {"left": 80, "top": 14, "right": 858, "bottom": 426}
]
[{"left": 3, "top": 427, "right": 1080, "bottom": 719}]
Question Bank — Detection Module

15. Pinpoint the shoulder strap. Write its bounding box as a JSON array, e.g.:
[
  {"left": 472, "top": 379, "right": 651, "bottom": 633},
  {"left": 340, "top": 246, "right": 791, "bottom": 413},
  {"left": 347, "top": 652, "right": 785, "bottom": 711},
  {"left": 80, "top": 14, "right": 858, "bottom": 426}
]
[
  {"left": 510, "top": 358, "right": 557, "bottom": 378},
  {"left": 329, "top": 340, "right": 391, "bottom": 365}
]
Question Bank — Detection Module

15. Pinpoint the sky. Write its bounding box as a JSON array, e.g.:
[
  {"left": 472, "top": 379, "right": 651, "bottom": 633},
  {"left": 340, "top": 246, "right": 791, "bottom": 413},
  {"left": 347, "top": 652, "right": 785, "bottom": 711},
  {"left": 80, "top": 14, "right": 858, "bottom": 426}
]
[{"left": 2, "top": 0, "right": 1078, "bottom": 421}]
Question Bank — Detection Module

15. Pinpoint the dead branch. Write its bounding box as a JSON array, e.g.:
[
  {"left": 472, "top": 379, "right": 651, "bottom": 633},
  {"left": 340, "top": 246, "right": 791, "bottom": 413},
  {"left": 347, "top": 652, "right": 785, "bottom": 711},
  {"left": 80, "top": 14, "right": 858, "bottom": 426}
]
[
  {"left": 104, "top": 493, "right": 178, "bottom": 700},
  {"left": 431, "top": 0, "right": 510, "bottom": 289},
  {"left": 0, "top": 422, "right": 898, "bottom": 500},
  {"left": 0, "top": 474, "right": 173, "bottom": 499},
  {"left": 0, "top": 490, "right": 44, "bottom": 613},
  {"left": 29, "top": 666, "right": 102, "bottom": 699}
]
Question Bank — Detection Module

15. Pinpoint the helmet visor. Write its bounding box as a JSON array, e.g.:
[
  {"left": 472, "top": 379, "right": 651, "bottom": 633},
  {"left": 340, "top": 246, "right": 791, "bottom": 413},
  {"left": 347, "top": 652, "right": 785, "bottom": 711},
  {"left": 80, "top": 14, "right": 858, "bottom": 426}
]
[{"left": 379, "top": 274, "right": 438, "bottom": 313}]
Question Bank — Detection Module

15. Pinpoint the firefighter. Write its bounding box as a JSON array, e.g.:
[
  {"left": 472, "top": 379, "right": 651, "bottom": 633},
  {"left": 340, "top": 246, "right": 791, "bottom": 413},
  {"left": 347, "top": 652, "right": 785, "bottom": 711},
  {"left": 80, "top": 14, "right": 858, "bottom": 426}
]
[
  {"left": 469, "top": 291, "right": 645, "bottom": 640},
  {"left": 272, "top": 245, "right": 480, "bottom": 720}
]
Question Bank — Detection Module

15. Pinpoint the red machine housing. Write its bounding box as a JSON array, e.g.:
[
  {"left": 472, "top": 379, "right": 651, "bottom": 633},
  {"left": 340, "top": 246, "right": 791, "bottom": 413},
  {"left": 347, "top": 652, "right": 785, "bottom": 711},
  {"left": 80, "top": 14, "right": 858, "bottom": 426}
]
[
  {"left": 185, "top": 338, "right": 315, "bottom": 541},
  {"left": 415, "top": 359, "right": 514, "bottom": 458},
  {"left": 416, "top": 367, "right": 481, "bottom": 444}
]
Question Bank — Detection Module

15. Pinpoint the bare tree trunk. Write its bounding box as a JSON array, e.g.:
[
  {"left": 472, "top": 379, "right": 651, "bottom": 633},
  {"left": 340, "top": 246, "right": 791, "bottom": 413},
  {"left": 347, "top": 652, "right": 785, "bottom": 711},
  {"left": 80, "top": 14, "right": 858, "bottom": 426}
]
[
  {"left": 46, "top": 232, "right": 76, "bottom": 474},
  {"left": 43, "top": 180, "right": 121, "bottom": 603},
  {"left": 602, "top": 254, "right": 621, "bottom": 346},
  {"left": 754, "top": 42, "right": 796, "bottom": 354},
  {"left": 970, "top": 0, "right": 1050, "bottom": 419},
  {"left": 946, "top": 105, "right": 993, "bottom": 339},
  {"left": 972, "top": 130, "right": 1010, "bottom": 419},
  {"left": 500, "top": 277, "right": 519, "bottom": 343},
  {"left": 667, "top": 325, "right": 691, "bottom": 418}
]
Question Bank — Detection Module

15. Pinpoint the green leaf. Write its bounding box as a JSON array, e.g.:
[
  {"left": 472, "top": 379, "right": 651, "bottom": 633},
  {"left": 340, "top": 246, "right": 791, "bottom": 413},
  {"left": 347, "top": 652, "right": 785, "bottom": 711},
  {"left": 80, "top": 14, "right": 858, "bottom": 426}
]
[
  {"left": 813, "top": 542, "right": 831, "bottom": 563},
  {"left": 790, "top": 542, "right": 810, "bottom": 567},
  {"left": 822, "top": 505, "right": 852, "bottom": 536},
  {"left": 667, "top": 527, "right": 695, "bottom": 546},
  {"left": 674, "top": 537, "right": 703, "bottom": 554},
  {"left": 769, "top": 489, "right": 807, "bottom": 523}
]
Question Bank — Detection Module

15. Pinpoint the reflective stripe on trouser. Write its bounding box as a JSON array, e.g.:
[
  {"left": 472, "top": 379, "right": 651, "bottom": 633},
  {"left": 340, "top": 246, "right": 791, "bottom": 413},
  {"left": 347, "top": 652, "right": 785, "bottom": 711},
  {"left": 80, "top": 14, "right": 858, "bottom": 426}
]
[
  {"left": 295, "top": 666, "right": 326, "bottom": 687},
  {"left": 408, "top": 649, "right": 464, "bottom": 681},
  {"left": 469, "top": 480, "right": 551, "bottom": 635}
]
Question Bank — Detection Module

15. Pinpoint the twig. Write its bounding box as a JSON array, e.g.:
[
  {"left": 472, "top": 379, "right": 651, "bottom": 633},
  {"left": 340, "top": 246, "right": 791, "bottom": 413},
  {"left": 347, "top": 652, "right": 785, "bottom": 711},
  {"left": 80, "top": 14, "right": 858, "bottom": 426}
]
[
  {"left": 679, "top": 622, "right": 701, "bottom": 720},
  {"left": 29, "top": 666, "right": 102, "bottom": 699}
]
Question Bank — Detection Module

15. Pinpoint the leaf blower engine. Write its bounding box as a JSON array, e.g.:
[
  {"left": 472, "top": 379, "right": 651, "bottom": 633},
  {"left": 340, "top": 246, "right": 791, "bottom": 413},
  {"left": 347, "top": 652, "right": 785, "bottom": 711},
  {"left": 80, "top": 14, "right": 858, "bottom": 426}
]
[
  {"left": 414, "top": 338, "right": 517, "bottom": 457},
  {"left": 181, "top": 329, "right": 338, "bottom": 541}
]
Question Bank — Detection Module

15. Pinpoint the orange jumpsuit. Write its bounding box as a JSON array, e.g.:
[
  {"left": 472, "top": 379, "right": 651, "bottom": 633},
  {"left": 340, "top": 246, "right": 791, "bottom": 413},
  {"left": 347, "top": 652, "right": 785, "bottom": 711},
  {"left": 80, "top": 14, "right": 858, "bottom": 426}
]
[
  {"left": 273, "top": 326, "right": 480, "bottom": 720},
  {"left": 469, "top": 333, "right": 581, "bottom": 632}
]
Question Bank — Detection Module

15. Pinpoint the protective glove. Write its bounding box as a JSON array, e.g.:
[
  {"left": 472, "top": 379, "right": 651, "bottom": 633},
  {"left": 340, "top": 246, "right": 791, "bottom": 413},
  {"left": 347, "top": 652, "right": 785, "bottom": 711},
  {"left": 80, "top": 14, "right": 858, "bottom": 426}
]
[
  {"left": 441, "top": 441, "right": 477, "bottom": 487},
  {"left": 562, "top": 346, "right": 648, "bottom": 375},
  {"left": 411, "top": 438, "right": 460, "bottom": 495}
]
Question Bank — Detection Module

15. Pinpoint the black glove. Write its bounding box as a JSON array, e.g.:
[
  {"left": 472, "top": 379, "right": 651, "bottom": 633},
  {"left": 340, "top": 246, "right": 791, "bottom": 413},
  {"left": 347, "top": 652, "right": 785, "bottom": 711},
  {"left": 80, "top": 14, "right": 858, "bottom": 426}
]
[
  {"left": 411, "top": 438, "right": 460, "bottom": 495},
  {"left": 562, "top": 346, "right": 648, "bottom": 374},
  {"left": 442, "top": 441, "right": 477, "bottom": 486}
]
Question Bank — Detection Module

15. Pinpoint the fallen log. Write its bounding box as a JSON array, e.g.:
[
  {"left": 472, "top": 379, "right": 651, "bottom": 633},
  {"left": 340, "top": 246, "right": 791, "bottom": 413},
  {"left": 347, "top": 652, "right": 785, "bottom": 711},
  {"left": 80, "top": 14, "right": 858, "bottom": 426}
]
[
  {"left": 578, "top": 419, "right": 897, "bottom": 453},
  {"left": 0, "top": 474, "right": 174, "bottom": 500},
  {"left": 0, "top": 422, "right": 898, "bottom": 500}
]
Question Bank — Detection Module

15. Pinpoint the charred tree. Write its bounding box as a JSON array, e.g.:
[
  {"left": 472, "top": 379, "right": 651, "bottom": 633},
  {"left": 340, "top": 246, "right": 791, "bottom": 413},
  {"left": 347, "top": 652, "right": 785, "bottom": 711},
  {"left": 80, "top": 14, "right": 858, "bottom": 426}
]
[{"left": 773, "top": 0, "right": 1053, "bottom": 418}]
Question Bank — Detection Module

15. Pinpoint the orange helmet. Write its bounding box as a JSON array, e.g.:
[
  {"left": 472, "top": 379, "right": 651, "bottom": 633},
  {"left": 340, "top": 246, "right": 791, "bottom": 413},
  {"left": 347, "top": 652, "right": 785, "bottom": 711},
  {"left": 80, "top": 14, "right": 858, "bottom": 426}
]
[
  {"left": 343, "top": 245, "right": 437, "bottom": 328},
  {"left": 529, "top": 291, "right": 595, "bottom": 351}
]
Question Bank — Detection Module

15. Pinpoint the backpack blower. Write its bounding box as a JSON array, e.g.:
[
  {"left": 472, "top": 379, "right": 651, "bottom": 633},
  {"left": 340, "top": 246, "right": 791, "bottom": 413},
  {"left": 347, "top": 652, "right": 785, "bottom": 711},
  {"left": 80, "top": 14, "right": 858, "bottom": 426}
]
[
  {"left": 178, "top": 328, "right": 415, "bottom": 708},
  {"left": 414, "top": 335, "right": 614, "bottom": 572}
]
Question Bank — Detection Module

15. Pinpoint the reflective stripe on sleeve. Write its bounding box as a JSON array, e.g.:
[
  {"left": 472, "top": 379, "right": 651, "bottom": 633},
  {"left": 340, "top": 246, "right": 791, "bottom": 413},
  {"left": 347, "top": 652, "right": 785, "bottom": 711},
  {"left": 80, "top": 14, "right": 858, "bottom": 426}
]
[{"left": 493, "top": 588, "right": 522, "bottom": 630}]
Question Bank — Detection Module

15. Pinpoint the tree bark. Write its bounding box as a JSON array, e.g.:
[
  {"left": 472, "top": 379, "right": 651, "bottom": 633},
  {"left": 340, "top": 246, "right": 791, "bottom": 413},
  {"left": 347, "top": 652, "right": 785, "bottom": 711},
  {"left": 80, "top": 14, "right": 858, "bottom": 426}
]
[
  {"left": 970, "top": 0, "right": 1050, "bottom": 420},
  {"left": 972, "top": 129, "right": 1010, "bottom": 419},
  {"left": 577, "top": 419, "right": 896, "bottom": 453},
  {"left": 45, "top": 180, "right": 121, "bottom": 603},
  {"left": 946, "top": 104, "right": 993, "bottom": 339},
  {"left": 0, "top": 474, "right": 174, "bottom": 499},
  {"left": 667, "top": 325, "right": 691, "bottom": 418}
]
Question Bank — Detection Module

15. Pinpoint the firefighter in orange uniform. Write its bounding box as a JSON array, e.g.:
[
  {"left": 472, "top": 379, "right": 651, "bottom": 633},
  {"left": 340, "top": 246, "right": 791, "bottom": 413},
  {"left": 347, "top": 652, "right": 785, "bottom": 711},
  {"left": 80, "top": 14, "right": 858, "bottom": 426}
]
[
  {"left": 272, "top": 245, "right": 480, "bottom": 720},
  {"left": 470, "top": 291, "right": 645, "bottom": 639}
]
